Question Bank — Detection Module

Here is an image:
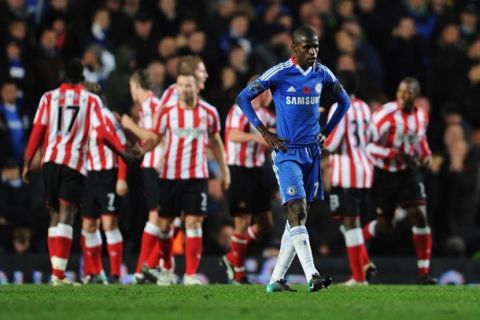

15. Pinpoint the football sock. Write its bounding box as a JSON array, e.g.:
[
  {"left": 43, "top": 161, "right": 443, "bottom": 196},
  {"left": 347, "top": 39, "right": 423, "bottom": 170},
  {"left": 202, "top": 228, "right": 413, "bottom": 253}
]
[
  {"left": 159, "top": 229, "right": 174, "bottom": 270},
  {"left": 412, "top": 226, "right": 432, "bottom": 275},
  {"left": 246, "top": 226, "right": 259, "bottom": 246},
  {"left": 345, "top": 228, "right": 366, "bottom": 282},
  {"left": 47, "top": 226, "right": 57, "bottom": 272},
  {"left": 362, "top": 220, "right": 377, "bottom": 242},
  {"left": 185, "top": 228, "right": 203, "bottom": 275},
  {"left": 227, "top": 233, "right": 247, "bottom": 281},
  {"left": 135, "top": 222, "right": 161, "bottom": 273},
  {"left": 290, "top": 225, "right": 318, "bottom": 283},
  {"left": 80, "top": 230, "right": 93, "bottom": 276},
  {"left": 270, "top": 222, "right": 296, "bottom": 284},
  {"left": 105, "top": 228, "right": 123, "bottom": 277},
  {"left": 53, "top": 223, "right": 73, "bottom": 279}
]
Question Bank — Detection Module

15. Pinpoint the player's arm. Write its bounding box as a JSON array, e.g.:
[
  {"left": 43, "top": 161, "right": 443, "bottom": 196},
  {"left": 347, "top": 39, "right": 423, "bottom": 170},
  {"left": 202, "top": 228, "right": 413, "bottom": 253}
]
[
  {"left": 110, "top": 115, "right": 129, "bottom": 196},
  {"left": 320, "top": 67, "right": 351, "bottom": 141},
  {"left": 324, "top": 103, "right": 346, "bottom": 153},
  {"left": 120, "top": 113, "right": 162, "bottom": 153},
  {"left": 226, "top": 107, "right": 269, "bottom": 146},
  {"left": 209, "top": 132, "right": 231, "bottom": 190},
  {"left": 413, "top": 113, "right": 432, "bottom": 167},
  {"left": 23, "top": 94, "right": 49, "bottom": 184},
  {"left": 236, "top": 77, "right": 287, "bottom": 151}
]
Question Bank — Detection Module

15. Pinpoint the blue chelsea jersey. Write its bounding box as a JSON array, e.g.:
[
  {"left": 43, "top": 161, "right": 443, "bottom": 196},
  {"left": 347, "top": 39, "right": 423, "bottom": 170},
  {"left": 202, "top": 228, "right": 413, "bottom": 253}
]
[{"left": 247, "top": 57, "right": 339, "bottom": 147}]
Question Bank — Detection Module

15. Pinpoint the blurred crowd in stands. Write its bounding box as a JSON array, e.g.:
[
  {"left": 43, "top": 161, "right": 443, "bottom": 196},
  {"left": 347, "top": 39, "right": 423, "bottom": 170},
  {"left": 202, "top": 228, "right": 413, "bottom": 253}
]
[{"left": 1, "top": 0, "right": 480, "bottom": 259}]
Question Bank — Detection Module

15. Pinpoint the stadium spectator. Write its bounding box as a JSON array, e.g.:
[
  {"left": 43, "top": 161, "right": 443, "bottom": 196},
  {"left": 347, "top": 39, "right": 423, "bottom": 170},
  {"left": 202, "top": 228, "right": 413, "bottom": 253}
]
[
  {"left": 147, "top": 61, "right": 166, "bottom": 98},
  {"left": 34, "top": 29, "right": 63, "bottom": 98},
  {"left": 128, "top": 12, "right": 159, "bottom": 68},
  {"left": 104, "top": 45, "right": 136, "bottom": 114},
  {"left": 0, "top": 82, "right": 29, "bottom": 165}
]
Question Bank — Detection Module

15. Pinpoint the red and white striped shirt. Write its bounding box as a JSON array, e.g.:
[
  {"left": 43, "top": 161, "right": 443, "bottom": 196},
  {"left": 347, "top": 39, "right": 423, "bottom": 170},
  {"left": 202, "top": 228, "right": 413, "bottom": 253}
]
[
  {"left": 326, "top": 98, "right": 374, "bottom": 189},
  {"left": 366, "top": 101, "right": 431, "bottom": 172},
  {"left": 159, "top": 84, "right": 178, "bottom": 107},
  {"left": 154, "top": 100, "right": 221, "bottom": 180},
  {"left": 225, "top": 105, "right": 275, "bottom": 167},
  {"left": 138, "top": 94, "right": 163, "bottom": 169},
  {"left": 30, "top": 84, "right": 107, "bottom": 175},
  {"left": 87, "top": 107, "right": 127, "bottom": 172}
]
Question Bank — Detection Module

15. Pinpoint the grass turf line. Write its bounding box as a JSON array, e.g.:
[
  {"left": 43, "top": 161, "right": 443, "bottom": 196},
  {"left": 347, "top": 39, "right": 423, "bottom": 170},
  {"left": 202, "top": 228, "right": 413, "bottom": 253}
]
[{"left": 1, "top": 285, "right": 479, "bottom": 320}]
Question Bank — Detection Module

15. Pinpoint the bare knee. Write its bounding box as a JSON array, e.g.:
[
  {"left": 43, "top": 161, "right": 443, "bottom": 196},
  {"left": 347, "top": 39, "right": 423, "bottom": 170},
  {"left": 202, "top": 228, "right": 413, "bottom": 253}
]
[
  {"left": 101, "top": 215, "right": 118, "bottom": 231},
  {"left": 59, "top": 202, "right": 78, "bottom": 225},
  {"left": 82, "top": 218, "right": 98, "bottom": 233},
  {"left": 185, "top": 215, "right": 203, "bottom": 230},
  {"left": 287, "top": 198, "right": 307, "bottom": 227},
  {"left": 343, "top": 216, "right": 360, "bottom": 230},
  {"left": 406, "top": 205, "right": 428, "bottom": 228}
]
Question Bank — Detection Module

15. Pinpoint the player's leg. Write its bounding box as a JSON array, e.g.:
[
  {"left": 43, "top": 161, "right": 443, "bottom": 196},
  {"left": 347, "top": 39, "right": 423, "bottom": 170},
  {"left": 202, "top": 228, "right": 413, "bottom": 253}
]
[
  {"left": 223, "top": 166, "right": 254, "bottom": 283},
  {"left": 52, "top": 165, "right": 83, "bottom": 284},
  {"left": 400, "top": 169, "right": 435, "bottom": 284},
  {"left": 330, "top": 188, "right": 368, "bottom": 284},
  {"left": 267, "top": 150, "right": 301, "bottom": 291},
  {"left": 102, "top": 214, "right": 123, "bottom": 282},
  {"left": 47, "top": 209, "right": 59, "bottom": 275},
  {"left": 363, "top": 169, "right": 397, "bottom": 241},
  {"left": 183, "top": 179, "right": 208, "bottom": 285},
  {"left": 81, "top": 217, "right": 103, "bottom": 283},
  {"left": 80, "top": 173, "right": 103, "bottom": 283},
  {"left": 42, "top": 163, "right": 61, "bottom": 276},
  {"left": 135, "top": 168, "right": 161, "bottom": 278},
  {"left": 141, "top": 179, "right": 177, "bottom": 285}
]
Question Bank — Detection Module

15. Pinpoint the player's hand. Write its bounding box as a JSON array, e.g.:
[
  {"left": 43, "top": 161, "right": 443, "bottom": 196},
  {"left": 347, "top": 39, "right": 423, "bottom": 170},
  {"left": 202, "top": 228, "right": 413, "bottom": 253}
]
[
  {"left": 119, "top": 149, "right": 139, "bottom": 166},
  {"left": 22, "top": 164, "right": 31, "bottom": 184},
  {"left": 221, "top": 167, "right": 231, "bottom": 191},
  {"left": 256, "top": 125, "right": 287, "bottom": 152},
  {"left": 116, "top": 179, "right": 129, "bottom": 196},
  {"left": 395, "top": 152, "right": 420, "bottom": 168},
  {"left": 421, "top": 155, "right": 433, "bottom": 169},
  {"left": 121, "top": 114, "right": 136, "bottom": 131},
  {"left": 318, "top": 133, "right": 328, "bottom": 149},
  {"left": 254, "top": 134, "right": 270, "bottom": 147}
]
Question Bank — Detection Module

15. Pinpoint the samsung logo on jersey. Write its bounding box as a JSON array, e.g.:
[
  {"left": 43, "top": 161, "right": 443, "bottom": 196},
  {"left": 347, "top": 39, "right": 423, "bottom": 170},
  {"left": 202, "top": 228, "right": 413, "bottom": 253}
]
[{"left": 285, "top": 96, "right": 320, "bottom": 105}]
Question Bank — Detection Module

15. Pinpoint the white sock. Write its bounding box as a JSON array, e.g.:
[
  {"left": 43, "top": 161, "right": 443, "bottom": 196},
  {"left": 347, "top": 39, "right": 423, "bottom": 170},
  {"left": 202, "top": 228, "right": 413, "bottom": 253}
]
[
  {"left": 269, "top": 222, "right": 296, "bottom": 284},
  {"left": 290, "top": 225, "right": 318, "bottom": 282}
]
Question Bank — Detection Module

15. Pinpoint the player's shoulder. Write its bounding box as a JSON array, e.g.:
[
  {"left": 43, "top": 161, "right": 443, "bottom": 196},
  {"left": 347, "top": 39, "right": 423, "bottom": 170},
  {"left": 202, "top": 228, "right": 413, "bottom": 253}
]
[
  {"left": 199, "top": 99, "right": 219, "bottom": 114},
  {"left": 259, "top": 58, "right": 295, "bottom": 81},
  {"left": 375, "top": 101, "right": 399, "bottom": 118},
  {"left": 315, "top": 63, "right": 335, "bottom": 78}
]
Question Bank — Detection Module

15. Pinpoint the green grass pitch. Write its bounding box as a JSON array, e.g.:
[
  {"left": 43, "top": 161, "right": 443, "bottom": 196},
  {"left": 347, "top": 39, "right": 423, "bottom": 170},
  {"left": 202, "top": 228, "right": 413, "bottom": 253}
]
[{"left": 1, "top": 285, "right": 479, "bottom": 320}]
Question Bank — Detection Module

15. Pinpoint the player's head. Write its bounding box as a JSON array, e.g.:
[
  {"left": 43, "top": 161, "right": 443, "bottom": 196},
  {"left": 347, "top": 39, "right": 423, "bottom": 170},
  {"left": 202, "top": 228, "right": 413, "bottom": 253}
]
[
  {"left": 63, "top": 59, "right": 84, "bottom": 84},
  {"left": 291, "top": 25, "right": 319, "bottom": 67},
  {"left": 176, "top": 70, "right": 198, "bottom": 106},
  {"left": 397, "top": 77, "right": 420, "bottom": 111},
  {"left": 336, "top": 70, "right": 358, "bottom": 96},
  {"left": 129, "top": 69, "right": 152, "bottom": 102},
  {"left": 178, "top": 55, "right": 208, "bottom": 91}
]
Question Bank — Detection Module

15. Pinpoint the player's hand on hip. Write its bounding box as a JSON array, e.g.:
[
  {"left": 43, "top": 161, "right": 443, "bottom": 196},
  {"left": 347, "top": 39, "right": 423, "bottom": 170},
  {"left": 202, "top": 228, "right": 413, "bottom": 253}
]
[
  {"left": 318, "top": 133, "right": 328, "bottom": 149},
  {"left": 116, "top": 179, "right": 129, "bottom": 196},
  {"left": 257, "top": 125, "right": 287, "bottom": 152}
]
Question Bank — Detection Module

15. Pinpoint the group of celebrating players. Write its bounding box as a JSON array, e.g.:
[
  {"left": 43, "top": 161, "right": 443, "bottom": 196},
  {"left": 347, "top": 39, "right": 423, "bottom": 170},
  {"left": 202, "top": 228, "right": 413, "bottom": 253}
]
[{"left": 21, "top": 25, "right": 436, "bottom": 290}]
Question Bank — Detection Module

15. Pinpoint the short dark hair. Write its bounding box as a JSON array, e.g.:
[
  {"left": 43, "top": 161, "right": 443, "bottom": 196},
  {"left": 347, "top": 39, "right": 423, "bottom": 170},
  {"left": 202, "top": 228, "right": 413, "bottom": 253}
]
[
  {"left": 400, "top": 77, "right": 421, "bottom": 95},
  {"left": 130, "top": 69, "right": 152, "bottom": 90},
  {"left": 336, "top": 70, "right": 358, "bottom": 95},
  {"left": 292, "top": 25, "right": 317, "bottom": 43},
  {"left": 63, "top": 59, "right": 84, "bottom": 84}
]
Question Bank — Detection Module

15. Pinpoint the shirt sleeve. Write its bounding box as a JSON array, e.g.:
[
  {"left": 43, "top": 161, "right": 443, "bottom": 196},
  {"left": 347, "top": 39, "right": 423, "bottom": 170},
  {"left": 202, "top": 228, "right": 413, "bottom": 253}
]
[
  {"left": 33, "top": 93, "right": 49, "bottom": 125},
  {"left": 154, "top": 107, "right": 169, "bottom": 135},
  {"left": 321, "top": 66, "right": 351, "bottom": 136},
  {"left": 236, "top": 66, "right": 281, "bottom": 128},
  {"left": 325, "top": 103, "right": 346, "bottom": 152},
  {"left": 209, "top": 107, "right": 221, "bottom": 135}
]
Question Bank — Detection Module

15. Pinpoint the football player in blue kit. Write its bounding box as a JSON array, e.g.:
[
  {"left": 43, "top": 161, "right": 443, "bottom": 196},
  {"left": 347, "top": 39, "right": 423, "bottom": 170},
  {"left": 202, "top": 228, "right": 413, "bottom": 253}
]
[{"left": 236, "top": 25, "right": 351, "bottom": 292}]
